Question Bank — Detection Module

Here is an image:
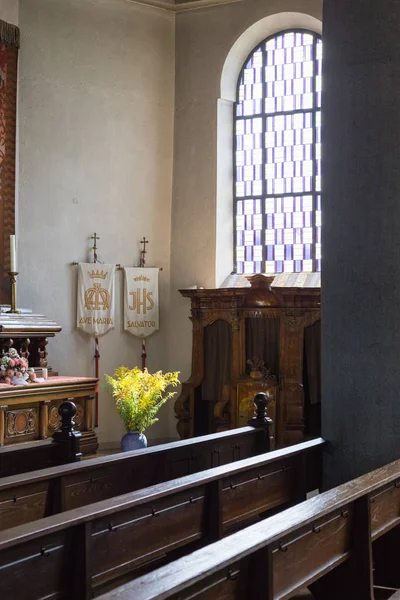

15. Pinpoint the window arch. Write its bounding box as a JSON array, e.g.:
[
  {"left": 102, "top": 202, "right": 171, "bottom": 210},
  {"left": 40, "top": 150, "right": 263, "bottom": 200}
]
[{"left": 234, "top": 30, "right": 322, "bottom": 275}]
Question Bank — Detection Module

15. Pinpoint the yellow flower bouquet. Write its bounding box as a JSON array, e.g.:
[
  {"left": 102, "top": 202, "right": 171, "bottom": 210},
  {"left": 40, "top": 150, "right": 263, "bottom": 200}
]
[{"left": 106, "top": 366, "right": 179, "bottom": 451}]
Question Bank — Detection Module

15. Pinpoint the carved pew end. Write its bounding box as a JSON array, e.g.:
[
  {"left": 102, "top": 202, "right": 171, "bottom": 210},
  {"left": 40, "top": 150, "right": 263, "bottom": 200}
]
[
  {"left": 248, "top": 392, "right": 274, "bottom": 452},
  {"left": 52, "top": 400, "right": 82, "bottom": 464}
]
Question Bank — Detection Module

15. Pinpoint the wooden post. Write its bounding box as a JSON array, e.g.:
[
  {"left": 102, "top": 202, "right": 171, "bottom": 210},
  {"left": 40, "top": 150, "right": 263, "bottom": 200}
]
[
  {"left": 0, "top": 405, "right": 7, "bottom": 446},
  {"left": 52, "top": 400, "right": 82, "bottom": 464},
  {"left": 71, "top": 522, "right": 93, "bottom": 600},
  {"left": 248, "top": 392, "right": 274, "bottom": 452},
  {"left": 206, "top": 479, "right": 223, "bottom": 542},
  {"left": 39, "top": 400, "right": 50, "bottom": 439}
]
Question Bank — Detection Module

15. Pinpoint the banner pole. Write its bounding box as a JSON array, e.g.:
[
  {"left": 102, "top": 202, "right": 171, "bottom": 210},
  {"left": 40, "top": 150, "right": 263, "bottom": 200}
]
[
  {"left": 92, "top": 232, "right": 100, "bottom": 428},
  {"left": 141, "top": 338, "right": 146, "bottom": 371},
  {"left": 94, "top": 336, "right": 100, "bottom": 427}
]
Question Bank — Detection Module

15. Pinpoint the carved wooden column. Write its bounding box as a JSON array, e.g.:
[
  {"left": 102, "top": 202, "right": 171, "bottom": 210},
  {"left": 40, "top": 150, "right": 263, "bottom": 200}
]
[
  {"left": 174, "top": 296, "right": 205, "bottom": 439},
  {"left": 39, "top": 400, "right": 50, "bottom": 439},
  {"left": 280, "top": 311, "right": 305, "bottom": 446},
  {"left": 230, "top": 296, "right": 242, "bottom": 380},
  {"left": 85, "top": 395, "right": 94, "bottom": 431},
  {"left": 0, "top": 338, "right": 13, "bottom": 356},
  {"left": 20, "top": 338, "right": 30, "bottom": 361},
  {"left": 0, "top": 405, "right": 7, "bottom": 446},
  {"left": 39, "top": 338, "right": 48, "bottom": 367}
]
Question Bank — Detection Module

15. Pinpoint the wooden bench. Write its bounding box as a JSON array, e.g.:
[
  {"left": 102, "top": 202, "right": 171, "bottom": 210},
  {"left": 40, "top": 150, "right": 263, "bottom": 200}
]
[
  {"left": 99, "top": 457, "right": 400, "bottom": 600},
  {"left": 0, "top": 437, "right": 324, "bottom": 599},
  {"left": 0, "top": 423, "right": 273, "bottom": 530}
]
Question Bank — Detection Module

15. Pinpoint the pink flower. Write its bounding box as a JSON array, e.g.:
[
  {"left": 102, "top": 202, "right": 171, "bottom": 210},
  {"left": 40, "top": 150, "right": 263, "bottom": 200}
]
[
  {"left": 9, "top": 359, "right": 15, "bottom": 367},
  {"left": 21, "top": 358, "right": 28, "bottom": 368},
  {"left": 4, "top": 377, "right": 10, "bottom": 385},
  {"left": 6, "top": 369, "right": 14, "bottom": 377}
]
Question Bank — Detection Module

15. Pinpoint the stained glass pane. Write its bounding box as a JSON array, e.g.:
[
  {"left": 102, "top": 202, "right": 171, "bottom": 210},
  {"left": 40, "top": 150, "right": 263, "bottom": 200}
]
[
  {"left": 235, "top": 29, "right": 322, "bottom": 275},
  {"left": 236, "top": 48, "right": 263, "bottom": 118},
  {"left": 235, "top": 199, "right": 263, "bottom": 275}
]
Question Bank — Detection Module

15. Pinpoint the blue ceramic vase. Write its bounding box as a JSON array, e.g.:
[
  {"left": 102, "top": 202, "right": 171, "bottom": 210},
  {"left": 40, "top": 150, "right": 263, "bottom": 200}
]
[{"left": 121, "top": 431, "right": 147, "bottom": 452}]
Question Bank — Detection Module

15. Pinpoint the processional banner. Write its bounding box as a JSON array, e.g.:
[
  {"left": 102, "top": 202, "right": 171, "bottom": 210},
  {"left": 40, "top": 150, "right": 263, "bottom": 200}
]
[
  {"left": 77, "top": 263, "right": 115, "bottom": 337},
  {"left": 124, "top": 267, "right": 159, "bottom": 338}
]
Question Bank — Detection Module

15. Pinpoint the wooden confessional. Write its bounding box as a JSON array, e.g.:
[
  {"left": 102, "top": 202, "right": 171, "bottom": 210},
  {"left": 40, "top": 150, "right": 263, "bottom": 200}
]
[{"left": 174, "top": 274, "right": 321, "bottom": 447}]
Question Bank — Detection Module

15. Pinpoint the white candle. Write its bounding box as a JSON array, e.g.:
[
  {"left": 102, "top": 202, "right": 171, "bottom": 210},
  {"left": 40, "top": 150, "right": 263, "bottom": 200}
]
[{"left": 10, "top": 235, "right": 16, "bottom": 272}]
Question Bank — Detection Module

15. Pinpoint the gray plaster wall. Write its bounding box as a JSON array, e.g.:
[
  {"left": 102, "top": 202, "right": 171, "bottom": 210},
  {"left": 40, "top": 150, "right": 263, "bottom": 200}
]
[
  {"left": 16, "top": 0, "right": 175, "bottom": 446},
  {"left": 322, "top": 0, "right": 400, "bottom": 487}
]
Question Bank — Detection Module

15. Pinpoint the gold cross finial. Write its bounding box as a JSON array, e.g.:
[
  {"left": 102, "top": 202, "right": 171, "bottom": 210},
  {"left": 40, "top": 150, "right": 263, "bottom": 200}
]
[
  {"left": 91, "top": 232, "right": 100, "bottom": 263},
  {"left": 140, "top": 237, "right": 149, "bottom": 267}
]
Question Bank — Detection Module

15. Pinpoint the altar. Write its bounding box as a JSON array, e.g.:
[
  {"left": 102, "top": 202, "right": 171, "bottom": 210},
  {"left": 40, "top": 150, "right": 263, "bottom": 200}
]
[
  {"left": 0, "top": 376, "right": 98, "bottom": 453},
  {"left": 0, "top": 311, "right": 99, "bottom": 463}
]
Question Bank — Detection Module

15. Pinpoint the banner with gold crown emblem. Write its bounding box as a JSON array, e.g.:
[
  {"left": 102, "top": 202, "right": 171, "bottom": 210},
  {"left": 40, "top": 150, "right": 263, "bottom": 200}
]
[
  {"left": 124, "top": 267, "right": 159, "bottom": 338},
  {"left": 77, "top": 263, "right": 116, "bottom": 337}
]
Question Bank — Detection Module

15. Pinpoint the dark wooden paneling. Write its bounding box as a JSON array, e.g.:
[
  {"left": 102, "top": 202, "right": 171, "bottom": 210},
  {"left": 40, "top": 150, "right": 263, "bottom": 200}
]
[
  {"left": 272, "top": 506, "right": 352, "bottom": 599},
  {"left": 1, "top": 530, "right": 71, "bottom": 599},
  {"left": 0, "top": 426, "right": 270, "bottom": 530},
  {"left": 92, "top": 486, "right": 206, "bottom": 587},
  {"left": 221, "top": 460, "right": 292, "bottom": 532},
  {"left": 61, "top": 464, "right": 132, "bottom": 511},
  {"left": 104, "top": 458, "right": 400, "bottom": 600},
  {"left": 0, "top": 439, "right": 325, "bottom": 599},
  {"left": 370, "top": 482, "right": 400, "bottom": 540},
  {"left": 0, "top": 480, "right": 51, "bottom": 527}
]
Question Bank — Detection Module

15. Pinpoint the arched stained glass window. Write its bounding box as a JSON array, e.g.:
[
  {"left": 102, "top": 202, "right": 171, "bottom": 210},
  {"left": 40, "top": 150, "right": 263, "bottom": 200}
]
[{"left": 234, "top": 30, "right": 322, "bottom": 275}]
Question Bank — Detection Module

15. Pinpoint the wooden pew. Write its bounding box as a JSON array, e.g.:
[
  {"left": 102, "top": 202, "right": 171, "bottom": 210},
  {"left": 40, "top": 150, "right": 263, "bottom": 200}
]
[
  {"left": 0, "top": 392, "right": 274, "bottom": 529},
  {"left": 99, "top": 457, "right": 400, "bottom": 600},
  {"left": 0, "top": 437, "right": 324, "bottom": 599},
  {"left": 0, "top": 423, "right": 272, "bottom": 530}
]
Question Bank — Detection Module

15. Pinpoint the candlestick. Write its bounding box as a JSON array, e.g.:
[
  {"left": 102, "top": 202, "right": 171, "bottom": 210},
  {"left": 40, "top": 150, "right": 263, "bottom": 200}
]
[
  {"left": 10, "top": 235, "right": 16, "bottom": 272},
  {"left": 7, "top": 272, "right": 21, "bottom": 314}
]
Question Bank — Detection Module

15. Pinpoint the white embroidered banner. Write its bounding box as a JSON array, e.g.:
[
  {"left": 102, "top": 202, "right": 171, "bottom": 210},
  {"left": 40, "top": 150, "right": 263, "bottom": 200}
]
[
  {"left": 77, "top": 263, "right": 115, "bottom": 337},
  {"left": 124, "top": 267, "right": 159, "bottom": 338}
]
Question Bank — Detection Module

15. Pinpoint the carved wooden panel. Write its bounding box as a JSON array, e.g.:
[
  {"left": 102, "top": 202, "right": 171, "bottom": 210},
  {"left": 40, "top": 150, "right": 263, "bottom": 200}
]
[
  {"left": 48, "top": 400, "right": 84, "bottom": 437},
  {"left": 48, "top": 404, "right": 61, "bottom": 432},
  {"left": 5, "top": 408, "right": 36, "bottom": 438},
  {"left": 74, "top": 402, "right": 84, "bottom": 429}
]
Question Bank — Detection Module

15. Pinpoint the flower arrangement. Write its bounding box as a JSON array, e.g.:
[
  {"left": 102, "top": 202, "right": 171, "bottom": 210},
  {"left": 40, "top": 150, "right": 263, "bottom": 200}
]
[
  {"left": 0, "top": 348, "right": 36, "bottom": 385},
  {"left": 106, "top": 366, "right": 180, "bottom": 434}
]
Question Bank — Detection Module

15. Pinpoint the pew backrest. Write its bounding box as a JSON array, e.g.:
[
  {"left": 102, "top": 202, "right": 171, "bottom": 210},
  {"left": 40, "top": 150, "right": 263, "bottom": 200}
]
[
  {"left": 99, "top": 457, "right": 400, "bottom": 600},
  {"left": 0, "top": 438, "right": 325, "bottom": 600},
  {"left": 0, "top": 425, "right": 267, "bottom": 529}
]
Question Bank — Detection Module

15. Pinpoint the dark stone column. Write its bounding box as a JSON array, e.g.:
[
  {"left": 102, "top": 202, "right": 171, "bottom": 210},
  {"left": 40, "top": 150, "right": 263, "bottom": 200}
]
[{"left": 322, "top": 0, "right": 400, "bottom": 488}]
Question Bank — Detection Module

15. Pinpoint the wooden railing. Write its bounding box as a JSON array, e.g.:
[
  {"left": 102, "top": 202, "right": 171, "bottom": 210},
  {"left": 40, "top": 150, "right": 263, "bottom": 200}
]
[
  {"left": 99, "top": 457, "right": 400, "bottom": 600},
  {"left": 0, "top": 438, "right": 324, "bottom": 599}
]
